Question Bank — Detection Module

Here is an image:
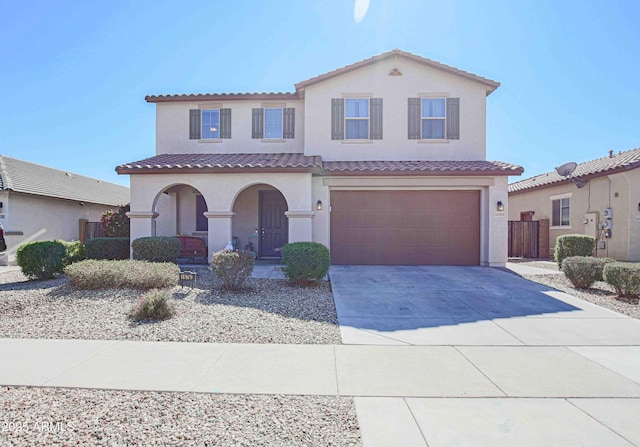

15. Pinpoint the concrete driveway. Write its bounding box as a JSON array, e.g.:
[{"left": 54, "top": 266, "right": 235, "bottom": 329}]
[
  {"left": 330, "top": 265, "right": 640, "bottom": 446},
  {"left": 330, "top": 265, "right": 640, "bottom": 346}
]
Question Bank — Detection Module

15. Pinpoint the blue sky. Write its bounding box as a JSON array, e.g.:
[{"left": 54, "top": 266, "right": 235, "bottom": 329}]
[{"left": 1, "top": 0, "right": 638, "bottom": 187}]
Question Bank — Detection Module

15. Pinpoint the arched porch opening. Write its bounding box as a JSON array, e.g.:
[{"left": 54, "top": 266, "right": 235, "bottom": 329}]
[
  {"left": 232, "top": 183, "right": 289, "bottom": 258},
  {"left": 152, "top": 183, "right": 208, "bottom": 243}
]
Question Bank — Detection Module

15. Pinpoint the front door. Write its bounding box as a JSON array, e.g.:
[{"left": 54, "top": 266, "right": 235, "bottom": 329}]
[{"left": 259, "top": 190, "right": 288, "bottom": 258}]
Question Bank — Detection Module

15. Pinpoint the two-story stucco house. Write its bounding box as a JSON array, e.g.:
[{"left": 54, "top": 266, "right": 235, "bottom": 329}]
[{"left": 116, "top": 50, "right": 522, "bottom": 266}]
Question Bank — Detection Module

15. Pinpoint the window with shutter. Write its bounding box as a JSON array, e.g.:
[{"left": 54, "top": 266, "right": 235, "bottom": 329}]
[
  {"left": 201, "top": 109, "right": 220, "bottom": 139},
  {"left": 345, "top": 98, "right": 369, "bottom": 139},
  {"left": 409, "top": 97, "right": 460, "bottom": 140}
]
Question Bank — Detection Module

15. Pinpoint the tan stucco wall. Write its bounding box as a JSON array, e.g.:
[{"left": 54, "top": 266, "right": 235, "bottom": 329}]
[
  {"left": 303, "top": 57, "right": 488, "bottom": 161},
  {"left": 508, "top": 169, "right": 640, "bottom": 261},
  {"left": 155, "top": 99, "right": 305, "bottom": 155},
  {"left": 0, "top": 191, "right": 120, "bottom": 265}
]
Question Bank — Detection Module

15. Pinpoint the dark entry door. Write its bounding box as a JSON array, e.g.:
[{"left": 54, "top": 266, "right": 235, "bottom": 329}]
[{"left": 259, "top": 190, "right": 288, "bottom": 257}]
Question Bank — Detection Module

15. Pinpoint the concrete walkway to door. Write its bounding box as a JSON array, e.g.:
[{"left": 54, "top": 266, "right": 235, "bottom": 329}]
[{"left": 330, "top": 265, "right": 640, "bottom": 446}]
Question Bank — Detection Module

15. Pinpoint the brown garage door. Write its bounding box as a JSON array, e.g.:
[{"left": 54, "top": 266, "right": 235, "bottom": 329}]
[{"left": 330, "top": 190, "right": 480, "bottom": 265}]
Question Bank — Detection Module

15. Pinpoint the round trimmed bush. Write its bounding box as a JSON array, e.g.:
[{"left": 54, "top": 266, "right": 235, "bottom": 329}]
[
  {"left": 554, "top": 234, "right": 595, "bottom": 268},
  {"left": 16, "top": 241, "right": 66, "bottom": 280},
  {"left": 561, "top": 256, "right": 606, "bottom": 289},
  {"left": 280, "top": 242, "right": 330, "bottom": 285},
  {"left": 210, "top": 249, "right": 255, "bottom": 290},
  {"left": 132, "top": 237, "right": 180, "bottom": 263},
  {"left": 603, "top": 262, "right": 640, "bottom": 300}
]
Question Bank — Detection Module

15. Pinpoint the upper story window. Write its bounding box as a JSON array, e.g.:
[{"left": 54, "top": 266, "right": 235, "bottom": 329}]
[
  {"left": 264, "top": 108, "right": 283, "bottom": 139},
  {"left": 421, "top": 98, "right": 446, "bottom": 139},
  {"left": 331, "top": 98, "right": 383, "bottom": 141},
  {"left": 189, "top": 108, "right": 231, "bottom": 140},
  {"left": 252, "top": 107, "right": 295, "bottom": 140},
  {"left": 201, "top": 109, "right": 220, "bottom": 139},
  {"left": 552, "top": 197, "right": 570, "bottom": 227},
  {"left": 345, "top": 99, "right": 369, "bottom": 139},
  {"left": 408, "top": 97, "right": 459, "bottom": 141}
]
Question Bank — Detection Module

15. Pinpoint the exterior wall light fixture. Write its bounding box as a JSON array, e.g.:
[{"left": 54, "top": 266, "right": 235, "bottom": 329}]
[
  {"left": 316, "top": 200, "right": 323, "bottom": 211},
  {"left": 497, "top": 201, "right": 504, "bottom": 212}
]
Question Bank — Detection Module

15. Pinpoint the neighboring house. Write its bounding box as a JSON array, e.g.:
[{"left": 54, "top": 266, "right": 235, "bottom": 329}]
[
  {"left": 508, "top": 148, "right": 640, "bottom": 262},
  {"left": 117, "top": 49, "right": 523, "bottom": 266},
  {"left": 0, "top": 155, "right": 130, "bottom": 265}
]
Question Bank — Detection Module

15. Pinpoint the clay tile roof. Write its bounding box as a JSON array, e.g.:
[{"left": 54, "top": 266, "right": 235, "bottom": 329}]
[
  {"left": 294, "top": 49, "right": 500, "bottom": 95},
  {"left": 0, "top": 155, "right": 129, "bottom": 205},
  {"left": 116, "top": 153, "right": 323, "bottom": 173},
  {"left": 508, "top": 148, "right": 640, "bottom": 194},
  {"left": 145, "top": 92, "right": 298, "bottom": 103},
  {"left": 322, "top": 160, "right": 523, "bottom": 175}
]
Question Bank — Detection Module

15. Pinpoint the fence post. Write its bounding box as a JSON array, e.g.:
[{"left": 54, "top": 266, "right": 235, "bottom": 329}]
[{"left": 79, "top": 219, "right": 88, "bottom": 243}]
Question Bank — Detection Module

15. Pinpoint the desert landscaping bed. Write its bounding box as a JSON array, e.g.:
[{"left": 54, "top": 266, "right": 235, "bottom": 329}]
[
  {"left": 0, "top": 387, "right": 361, "bottom": 447},
  {"left": 516, "top": 261, "right": 640, "bottom": 320},
  {"left": 0, "top": 267, "right": 341, "bottom": 344}
]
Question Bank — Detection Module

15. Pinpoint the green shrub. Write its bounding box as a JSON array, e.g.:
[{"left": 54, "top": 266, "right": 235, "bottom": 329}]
[
  {"left": 101, "top": 204, "right": 130, "bottom": 237},
  {"left": 280, "top": 242, "right": 331, "bottom": 285},
  {"left": 554, "top": 234, "right": 595, "bottom": 268},
  {"left": 561, "top": 256, "right": 607, "bottom": 289},
  {"left": 85, "top": 237, "right": 130, "bottom": 260},
  {"left": 58, "top": 240, "right": 86, "bottom": 267},
  {"left": 129, "top": 289, "right": 174, "bottom": 321},
  {"left": 16, "top": 241, "right": 66, "bottom": 280},
  {"left": 64, "top": 260, "right": 179, "bottom": 290},
  {"left": 596, "top": 258, "right": 616, "bottom": 281},
  {"left": 603, "top": 262, "right": 640, "bottom": 300},
  {"left": 132, "top": 237, "right": 180, "bottom": 263},
  {"left": 210, "top": 249, "right": 254, "bottom": 290}
]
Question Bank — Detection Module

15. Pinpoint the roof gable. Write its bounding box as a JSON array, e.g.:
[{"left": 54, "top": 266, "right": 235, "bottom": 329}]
[
  {"left": 0, "top": 155, "right": 129, "bottom": 205},
  {"left": 294, "top": 49, "right": 500, "bottom": 96},
  {"left": 509, "top": 148, "right": 640, "bottom": 194}
]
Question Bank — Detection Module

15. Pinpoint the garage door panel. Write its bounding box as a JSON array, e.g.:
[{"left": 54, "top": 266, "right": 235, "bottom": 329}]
[{"left": 330, "top": 190, "right": 480, "bottom": 265}]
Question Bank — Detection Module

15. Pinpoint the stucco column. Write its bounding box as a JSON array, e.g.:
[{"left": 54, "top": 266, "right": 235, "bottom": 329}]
[
  {"left": 126, "top": 211, "right": 158, "bottom": 258},
  {"left": 486, "top": 179, "right": 509, "bottom": 267},
  {"left": 205, "top": 211, "right": 235, "bottom": 257},
  {"left": 285, "top": 211, "right": 315, "bottom": 243}
]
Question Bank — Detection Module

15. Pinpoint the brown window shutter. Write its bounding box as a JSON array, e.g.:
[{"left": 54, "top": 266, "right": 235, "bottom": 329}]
[
  {"left": 446, "top": 98, "right": 460, "bottom": 140},
  {"left": 283, "top": 108, "right": 295, "bottom": 139},
  {"left": 370, "top": 98, "right": 383, "bottom": 140},
  {"left": 220, "top": 108, "right": 231, "bottom": 139},
  {"left": 331, "top": 98, "right": 344, "bottom": 140},
  {"left": 407, "top": 98, "right": 420, "bottom": 139},
  {"left": 189, "top": 109, "right": 201, "bottom": 139},
  {"left": 252, "top": 108, "right": 263, "bottom": 139}
]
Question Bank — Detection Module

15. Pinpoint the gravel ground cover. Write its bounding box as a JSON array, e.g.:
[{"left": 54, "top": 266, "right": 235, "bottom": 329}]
[
  {"left": 516, "top": 261, "right": 640, "bottom": 319},
  {"left": 0, "top": 267, "right": 341, "bottom": 344},
  {"left": 0, "top": 387, "right": 361, "bottom": 447}
]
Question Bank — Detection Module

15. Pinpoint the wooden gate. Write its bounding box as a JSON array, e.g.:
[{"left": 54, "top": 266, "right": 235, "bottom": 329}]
[{"left": 508, "top": 221, "right": 540, "bottom": 258}]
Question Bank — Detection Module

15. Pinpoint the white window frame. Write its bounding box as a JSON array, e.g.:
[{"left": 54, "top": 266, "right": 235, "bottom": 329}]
[
  {"left": 345, "top": 98, "right": 370, "bottom": 140},
  {"left": 201, "top": 109, "right": 220, "bottom": 140},
  {"left": 550, "top": 193, "right": 571, "bottom": 228},
  {"left": 263, "top": 107, "right": 283, "bottom": 139},
  {"left": 421, "top": 98, "right": 446, "bottom": 140}
]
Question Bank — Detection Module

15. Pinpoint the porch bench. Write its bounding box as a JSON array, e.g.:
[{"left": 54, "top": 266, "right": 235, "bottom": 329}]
[{"left": 176, "top": 236, "right": 208, "bottom": 264}]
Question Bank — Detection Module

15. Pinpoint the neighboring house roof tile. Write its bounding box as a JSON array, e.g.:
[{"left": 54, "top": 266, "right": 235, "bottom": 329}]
[
  {"left": 294, "top": 49, "right": 500, "bottom": 95},
  {"left": 116, "top": 153, "right": 323, "bottom": 173},
  {"left": 323, "top": 160, "right": 523, "bottom": 175},
  {"left": 508, "top": 148, "right": 640, "bottom": 194},
  {"left": 0, "top": 155, "right": 130, "bottom": 206},
  {"left": 145, "top": 49, "right": 500, "bottom": 102},
  {"left": 116, "top": 153, "right": 523, "bottom": 176},
  {"left": 145, "top": 92, "right": 298, "bottom": 103}
]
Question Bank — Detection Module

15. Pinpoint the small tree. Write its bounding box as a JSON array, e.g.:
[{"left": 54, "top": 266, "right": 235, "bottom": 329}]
[{"left": 101, "top": 204, "right": 130, "bottom": 237}]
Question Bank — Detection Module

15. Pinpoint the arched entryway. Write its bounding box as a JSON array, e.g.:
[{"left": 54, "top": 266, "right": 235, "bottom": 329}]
[
  {"left": 232, "top": 184, "right": 288, "bottom": 258},
  {"left": 152, "top": 184, "right": 208, "bottom": 241}
]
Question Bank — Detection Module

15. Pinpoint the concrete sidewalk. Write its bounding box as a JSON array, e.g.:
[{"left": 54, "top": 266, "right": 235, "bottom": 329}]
[{"left": 1, "top": 338, "right": 640, "bottom": 445}]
